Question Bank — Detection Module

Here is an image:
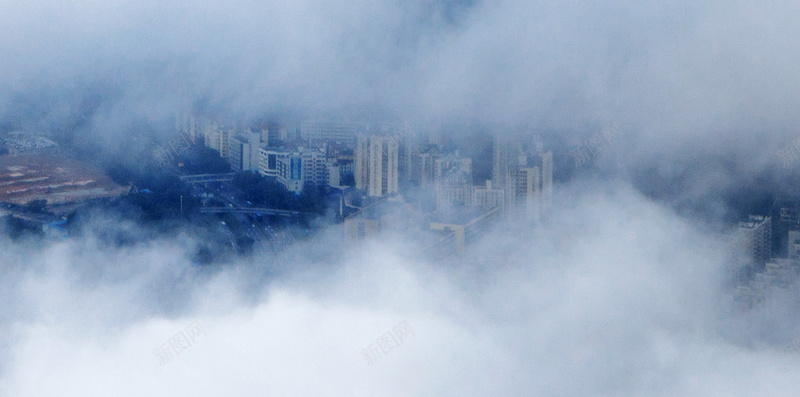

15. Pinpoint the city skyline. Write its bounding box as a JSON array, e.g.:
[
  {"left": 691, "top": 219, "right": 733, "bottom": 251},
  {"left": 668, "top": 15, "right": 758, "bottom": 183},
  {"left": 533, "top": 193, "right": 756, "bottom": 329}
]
[{"left": 3, "top": 1, "right": 800, "bottom": 396}]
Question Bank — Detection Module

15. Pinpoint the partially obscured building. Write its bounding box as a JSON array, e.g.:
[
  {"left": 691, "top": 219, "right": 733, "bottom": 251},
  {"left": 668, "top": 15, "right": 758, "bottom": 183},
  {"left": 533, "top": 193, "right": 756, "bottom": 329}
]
[
  {"left": 228, "top": 129, "right": 261, "bottom": 172},
  {"left": 343, "top": 199, "right": 417, "bottom": 241},
  {"left": 355, "top": 134, "right": 399, "bottom": 197},
  {"left": 541, "top": 150, "right": 553, "bottom": 213},
  {"left": 434, "top": 153, "right": 473, "bottom": 212},
  {"left": 410, "top": 145, "right": 439, "bottom": 189},
  {"left": 300, "top": 120, "right": 367, "bottom": 147},
  {"left": 201, "top": 122, "right": 232, "bottom": 158},
  {"left": 472, "top": 180, "right": 505, "bottom": 211},
  {"left": 428, "top": 207, "right": 501, "bottom": 255},
  {"left": 789, "top": 230, "right": 800, "bottom": 260},
  {"left": 492, "top": 135, "right": 552, "bottom": 220},
  {"left": 737, "top": 215, "right": 773, "bottom": 268}
]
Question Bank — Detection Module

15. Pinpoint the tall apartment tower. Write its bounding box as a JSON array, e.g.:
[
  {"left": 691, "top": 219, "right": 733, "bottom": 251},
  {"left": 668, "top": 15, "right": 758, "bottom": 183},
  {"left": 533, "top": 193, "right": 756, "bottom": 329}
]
[
  {"left": 410, "top": 145, "right": 440, "bottom": 188},
  {"left": 542, "top": 150, "right": 553, "bottom": 212},
  {"left": 737, "top": 215, "right": 772, "bottom": 268},
  {"left": 522, "top": 166, "right": 541, "bottom": 221},
  {"left": 492, "top": 135, "right": 552, "bottom": 220},
  {"left": 492, "top": 138, "right": 516, "bottom": 190},
  {"left": 229, "top": 129, "right": 261, "bottom": 172},
  {"left": 393, "top": 121, "right": 417, "bottom": 189},
  {"left": 355, "top": 134, "right": 399, "bottom": 197},
  {"left": 201, "top": 122, "right": 231, "bottom": 158},
  {"left": 788, "top": 230, "right": 800, "bottom": 260}
]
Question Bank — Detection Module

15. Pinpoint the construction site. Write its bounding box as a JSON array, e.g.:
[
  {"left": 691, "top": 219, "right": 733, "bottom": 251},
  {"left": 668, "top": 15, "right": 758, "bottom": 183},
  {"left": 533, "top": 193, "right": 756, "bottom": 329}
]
[{"left": 0, "top": 154, "right": 128, "bottom": 214}]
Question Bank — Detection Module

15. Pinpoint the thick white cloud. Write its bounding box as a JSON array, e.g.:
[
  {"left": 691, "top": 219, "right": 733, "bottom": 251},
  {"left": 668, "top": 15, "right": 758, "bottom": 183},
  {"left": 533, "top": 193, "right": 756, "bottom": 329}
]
[
  {"left": 2, "top": 1, "right": 800, "bottom": 395},
  {"left": 0, "top": 183, "right": 797, "bottom": 396}
]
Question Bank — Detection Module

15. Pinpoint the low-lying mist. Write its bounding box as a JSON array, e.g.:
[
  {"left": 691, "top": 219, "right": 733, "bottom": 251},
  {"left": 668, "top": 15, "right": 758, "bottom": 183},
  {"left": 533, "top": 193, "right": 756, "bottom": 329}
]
[{"left": 0, "top": 181, "right": 797, "bottom": 396}]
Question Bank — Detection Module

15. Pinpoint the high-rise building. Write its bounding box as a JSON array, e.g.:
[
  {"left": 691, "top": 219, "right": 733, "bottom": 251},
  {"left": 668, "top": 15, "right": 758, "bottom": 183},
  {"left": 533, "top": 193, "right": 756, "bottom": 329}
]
[
  {"left": 201, "top": 122, "right": 232, "bottom": 158},
  {"left": 492, "top": 135, "right": 552, "bottom": 220},
  {"left": 176, "top": 114, "right": 203, "bottom": 142},
  {"left": 410, "top": 145, "right": 440, "bottom": 189},
  {"left": 520, "top": 166, "right": 541, "bottom": 221},
  {"left": 492, "top": 138, "right": 517, "bottom": 190},
  {"left": 260, "top": 125, "right": 291, "bottom": 147},
  {"left": 542, "top": 150, "right": 553, "bottom": 213},
  {"left": 737, "top": 215, "right": 772, "bottom": 268},
  {"left": 228, "top": 129, "right": 261, "bottom": 172},
  {"left": 788, "top": 230, "right": 800, "bottom": 260},
  {"left": 392, "top": 121, "right": 418, "bottom": 189},
  {"left": 434, "top": 153, "right": 473, "bottom": 212},
  {"left": 355, "top": 134, "right": 399, "bottom": 197}
]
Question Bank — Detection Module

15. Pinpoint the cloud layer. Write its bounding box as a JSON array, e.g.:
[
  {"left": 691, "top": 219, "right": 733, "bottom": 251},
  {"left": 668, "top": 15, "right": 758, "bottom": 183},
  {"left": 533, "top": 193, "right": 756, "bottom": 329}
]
[
  {"left": 2, "top": 2, "right": 800, "bottom": 395},
  {"left": 0, "top": 183, "right": 798, "bottom": 396}
]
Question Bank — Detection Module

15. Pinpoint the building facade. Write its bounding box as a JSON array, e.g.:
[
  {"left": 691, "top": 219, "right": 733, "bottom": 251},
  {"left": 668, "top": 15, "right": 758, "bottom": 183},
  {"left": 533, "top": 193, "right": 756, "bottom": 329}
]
[
  {"left": 355, "top": 134, "right": 399, "bottom": 197},
  {"left": 300, "top": 120, "right": 367, "bottom": 147},
  {"left": 258, "top": 146, "right": 328, "bottom": 193},
  {"left": 737, "top": 215, "right": 773, "bottom": 268},
  {"left": 492, "top": 135, "right": 552, "bottom": 220},
  {"left": 228, "top": 129, "right": 261, "bottom": 172}
]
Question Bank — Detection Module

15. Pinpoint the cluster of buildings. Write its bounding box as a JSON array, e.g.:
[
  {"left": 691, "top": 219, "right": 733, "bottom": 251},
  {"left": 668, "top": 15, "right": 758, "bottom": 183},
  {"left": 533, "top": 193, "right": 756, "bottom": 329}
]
[
  {"left": 340, "top": 131, "right": 554, "bottom": 256},
  {"left": 730, "top": 214, "right": 800, "bottom": 310},
  {"left": 176, "top": 116, "right": 362, "bottom": 193},
  {"left": 175, "top": 115, "right": 555, "bottom": 256}
]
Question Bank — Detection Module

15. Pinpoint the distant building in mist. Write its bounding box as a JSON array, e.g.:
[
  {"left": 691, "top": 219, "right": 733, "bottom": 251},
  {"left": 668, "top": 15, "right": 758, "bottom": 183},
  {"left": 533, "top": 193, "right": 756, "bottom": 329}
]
[
  {"left": 343, "top": 199, "right": 416, "bottom": 242},
  {"left": 409, "top": 145, "right": 440, "bottom": 189},
  {"left": 434, "top": 153, "right": 473, "bottom": 212},
  {"left": 789, "top": 230, "right": 800, "bottom": 260},
  {"left": 492, "top": 135, "right": 552, "bottom": 221},
  {"left": 196, "top": 121, "right": 232, "bottom": 158},
  {"left": 325, "top": 144, "right": 355, "bottom": 188},
  {"left": 428, "top": 207, "right": 501, "bottom": 255},
  {"left": 737, "top": 215, "right": 772, "bottom": 268},
  {"left": 355, "top": 133, "right": 399, "bottom": 197},
  {"left": 228, "top": 129, "right": 261, "bottom": 172},
  {"left": 300, "top": 120, "right": 367, "bottom": 147},
  {"left": 472, "top": 180, "right": 505, "bottom": 212},
  {"left": 541, "top": 151, "right": 553, "bottom": 212},
  {"left": 261, "top": 125, "right": 292, "bottom": 147}
]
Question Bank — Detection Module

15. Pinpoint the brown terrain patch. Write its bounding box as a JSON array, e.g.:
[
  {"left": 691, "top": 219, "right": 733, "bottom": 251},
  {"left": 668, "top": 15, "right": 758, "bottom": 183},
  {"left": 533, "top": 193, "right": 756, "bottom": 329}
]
[{"left": 0, "top": 154, "right": 128, "bottom": 206}]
